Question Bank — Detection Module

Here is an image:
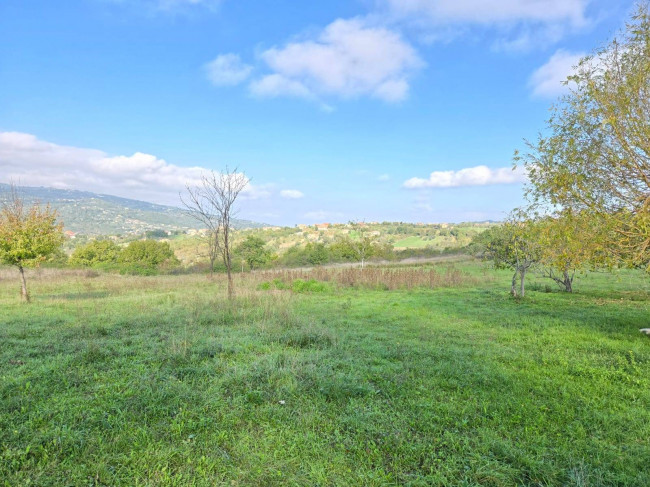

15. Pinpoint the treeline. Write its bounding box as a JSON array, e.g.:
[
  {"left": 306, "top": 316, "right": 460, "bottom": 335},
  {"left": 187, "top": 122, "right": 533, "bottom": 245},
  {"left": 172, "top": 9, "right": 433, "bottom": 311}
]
[{"left": 60, "top": 234, "right": 463, "bottom": 275}]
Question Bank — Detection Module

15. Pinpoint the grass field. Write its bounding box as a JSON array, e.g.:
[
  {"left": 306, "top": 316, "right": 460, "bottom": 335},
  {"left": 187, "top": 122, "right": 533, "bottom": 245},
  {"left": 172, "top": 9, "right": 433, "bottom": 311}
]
[{"left": 1, "top": 261, "right": 649, "bottom": 486}]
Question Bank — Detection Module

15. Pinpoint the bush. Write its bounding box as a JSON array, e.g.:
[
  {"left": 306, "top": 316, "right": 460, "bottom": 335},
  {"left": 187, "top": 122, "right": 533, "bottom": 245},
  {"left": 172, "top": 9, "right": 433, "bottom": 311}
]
[
  {"left": 70, "top": 240, "right": 121, "bottom": 268},
  {"left": 118, "top": 240, "right": 180, "bottom": 275}
]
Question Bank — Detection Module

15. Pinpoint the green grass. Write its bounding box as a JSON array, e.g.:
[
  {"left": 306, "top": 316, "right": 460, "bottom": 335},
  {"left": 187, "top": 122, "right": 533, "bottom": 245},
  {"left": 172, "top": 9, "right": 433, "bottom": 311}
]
[
  {"left": 393, "top": 236, "right": 432, "bottom": 249},
  {"left": 1, "top": 264, "right": 649, "bottom": 485}
]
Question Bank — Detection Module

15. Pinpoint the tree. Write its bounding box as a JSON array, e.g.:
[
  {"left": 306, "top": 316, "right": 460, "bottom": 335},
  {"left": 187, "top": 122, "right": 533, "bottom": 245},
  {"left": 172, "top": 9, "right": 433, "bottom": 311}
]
[
  {"left": 182, "top": 168, "right": 248, "bottom": 299},
  {"left": 235, "top": 235, "right": 272, "bottom": 270},
  {"left": 481, "top": 220, "right": 542, "bottom": 297},
  {"left": 118, "top": 240, "right": 179, "bottom": 275},
  {"left": 535, "top": 210, "right": 612, "bottom": 292},
  {"left": 348, "top": 221, "right": 378, "bottom": 269},
  {"left": 518, "top": 3, "right": 650, "bottom": 270},
  {"left": 70, "top": 239, "right": 121, "bottom": 268},
  {"left": 0, "top": 185, "right": 64, "bottom": 302}
]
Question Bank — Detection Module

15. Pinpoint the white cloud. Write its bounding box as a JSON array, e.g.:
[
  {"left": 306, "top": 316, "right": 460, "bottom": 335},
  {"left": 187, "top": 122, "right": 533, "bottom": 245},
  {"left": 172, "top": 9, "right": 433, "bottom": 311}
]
[
  {"left": 378, "top": 174, "right": 390, "bottom": 181},
  {"left": 280, "top": 189, "right": 305, "bottom": 199},
  {"left": 382, "top": 0, "right": 588, "bottom": 26},
  {"left": 204, "top": 54, "right": 253, "bottom": 86},
  {"left": 0, "top": 132, "right": 266, "bottom": 205},
  {"left": 529, "top": 49, "right": 584, "bottom": 97},
  {"left": 250, "top": 74, "right": 314, "bottom": 99},
  {"left": 250, "top": 17, "right": 423, "bottom": 102},
  {"left": 379, "top": 0, "right": 591, "bottom": 49},
  {"left": 404, "top": 165, "right": 526, "bottom": 188}
]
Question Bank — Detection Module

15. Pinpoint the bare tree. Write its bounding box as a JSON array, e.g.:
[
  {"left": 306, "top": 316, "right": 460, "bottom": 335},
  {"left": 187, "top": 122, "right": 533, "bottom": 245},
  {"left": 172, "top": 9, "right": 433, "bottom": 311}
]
[{"left": 181, "top": 168, "right": 248, "bottom": 299}]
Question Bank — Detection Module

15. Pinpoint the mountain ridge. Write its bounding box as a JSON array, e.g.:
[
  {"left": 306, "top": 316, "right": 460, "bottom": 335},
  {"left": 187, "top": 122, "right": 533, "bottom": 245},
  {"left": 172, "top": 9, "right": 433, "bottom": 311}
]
[{"left": 0, "top": 183, "right": 267, "bottom": 235}]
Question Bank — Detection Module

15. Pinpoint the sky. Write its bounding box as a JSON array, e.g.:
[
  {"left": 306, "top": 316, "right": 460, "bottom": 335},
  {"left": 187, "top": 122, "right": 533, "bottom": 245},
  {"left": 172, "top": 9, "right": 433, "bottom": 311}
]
[{"left": 0, "top": 0, "right": 638, "bottom": 226}]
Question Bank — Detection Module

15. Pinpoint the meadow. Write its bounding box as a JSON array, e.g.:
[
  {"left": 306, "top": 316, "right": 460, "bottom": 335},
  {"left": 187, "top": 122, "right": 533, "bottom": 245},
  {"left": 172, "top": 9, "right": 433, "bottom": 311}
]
[{"left": 1, "top": 260, "right": 649, "bottom": 486}]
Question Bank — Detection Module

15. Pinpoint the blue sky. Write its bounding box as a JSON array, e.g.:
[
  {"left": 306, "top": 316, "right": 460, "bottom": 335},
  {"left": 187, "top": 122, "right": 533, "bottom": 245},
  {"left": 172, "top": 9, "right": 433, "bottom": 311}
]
[{"left": 0, "top": 0, "right": 637, "bottom": 225}]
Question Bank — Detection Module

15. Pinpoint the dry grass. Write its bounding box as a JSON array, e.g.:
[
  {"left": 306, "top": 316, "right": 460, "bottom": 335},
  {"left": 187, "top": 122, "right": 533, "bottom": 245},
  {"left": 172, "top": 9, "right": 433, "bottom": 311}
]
[{"left": 247, "top": 265, "right": 476, "bottom": 290}]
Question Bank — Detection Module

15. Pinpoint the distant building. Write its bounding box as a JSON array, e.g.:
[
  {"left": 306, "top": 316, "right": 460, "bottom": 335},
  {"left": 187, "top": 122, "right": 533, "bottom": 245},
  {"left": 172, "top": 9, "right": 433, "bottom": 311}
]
[
  {"left": 64, "top": 230, "right": 77, "bottom": 239},
  {"left": 315, "top": 223, "right": 330, "bottom": 231}
]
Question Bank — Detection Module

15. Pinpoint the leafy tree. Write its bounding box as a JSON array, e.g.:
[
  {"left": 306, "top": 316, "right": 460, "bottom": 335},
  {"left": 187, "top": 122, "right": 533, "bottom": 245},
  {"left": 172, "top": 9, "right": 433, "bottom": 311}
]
[
  {"left": 235, "top": 235, "right": 272, "bottom": 270},
  {"left": 518, "top": 3, "right": 650, "bottom": 270},
  {"left": 481, "top": 220, "right": 542, "bottom": 297},
  {"left": 118, "top": 240, "right": 179, "bottom": 275},
  {"left": 347, "top": 221, "right": 378, "bottom": 269},
  {"left": 535, "top": 210, "right": 612, "bottom": 292},
  {"left": 70, "top": 240, "right": 121, "bottom": 268},
  {"left": 306, "top": 242, "right": 329, "bottom": 266},
  {"left": 0, "top": 185, "right": 64, "bottom": 302}
]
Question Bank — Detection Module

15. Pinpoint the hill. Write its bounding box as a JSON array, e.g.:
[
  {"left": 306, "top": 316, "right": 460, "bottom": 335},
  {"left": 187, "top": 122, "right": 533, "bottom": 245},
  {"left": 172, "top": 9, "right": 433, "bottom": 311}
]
[{"left": 0, "top": 184, "right": 266, "bottom": 235}]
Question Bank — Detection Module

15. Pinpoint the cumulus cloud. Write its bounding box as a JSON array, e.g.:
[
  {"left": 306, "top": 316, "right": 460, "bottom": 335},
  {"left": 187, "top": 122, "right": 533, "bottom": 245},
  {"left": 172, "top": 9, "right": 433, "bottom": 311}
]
[
  {"left": 529, "top": 49, "right": 584, "bottom": 97},
  {"left": 403, "top": 165, "right": 526, "bottom": 188},
  {"left": 0, "top": 132, "right": 265, "bottom": 205},
  {"left": 250, "top": 17, "right": 423, "bottom": 102},
  {"left": 280, "top": 189, "right": 305, "bottom": 199},
  {"left": 204, "top": 54, "right": 253, "bottom": 86}
]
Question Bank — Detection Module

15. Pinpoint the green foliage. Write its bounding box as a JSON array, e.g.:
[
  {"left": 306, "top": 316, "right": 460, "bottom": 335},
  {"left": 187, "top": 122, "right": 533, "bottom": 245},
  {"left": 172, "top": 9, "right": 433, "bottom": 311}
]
[
  {"left": 479, "top": 221, "right": 542, "bottom": 297},
  {"left": 69, "top": 240, "right": 122, "bottom": 268},
  {"left": 117, "top": 240, "right": 180, "bottom": 275},
  {"left": 145, "top": 229, "right": 169, "bottom": 239},
  {"left": 518, "top": 3, "right": 650, "bottom": 269},
  {"left": 290, "top": 278, "right": 330, "bottom": 293},
  {"left": 306, "top": 242, "right": 329, "bottom": 266},
  {"left": 0, "top": 198, "right": 64, "bottom": 269},
  {"left": 235, "top": 235, "right": 272, "bottom": 270}
]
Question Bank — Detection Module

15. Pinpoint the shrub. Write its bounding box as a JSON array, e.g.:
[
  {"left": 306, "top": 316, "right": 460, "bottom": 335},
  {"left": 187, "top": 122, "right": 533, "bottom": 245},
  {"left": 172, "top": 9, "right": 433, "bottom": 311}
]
[
  {"left": 118, "top": 240, "right": 180, "bottom": 275},
  {"left": 70, "top": 240, "right": 121, "bottom": 268}
]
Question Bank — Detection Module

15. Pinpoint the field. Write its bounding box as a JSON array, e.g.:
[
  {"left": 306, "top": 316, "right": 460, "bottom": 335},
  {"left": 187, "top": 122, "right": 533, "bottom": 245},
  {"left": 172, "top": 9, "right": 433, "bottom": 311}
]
[{"left": 1, "top": 260, "right": 649, "bottom": 486}]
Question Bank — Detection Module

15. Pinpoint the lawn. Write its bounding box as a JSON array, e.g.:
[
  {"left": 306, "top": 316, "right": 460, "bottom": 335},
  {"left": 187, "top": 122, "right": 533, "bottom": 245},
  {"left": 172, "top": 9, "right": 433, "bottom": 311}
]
[{"left": 1, "top": 262, "right": 649, "bottom": 486}]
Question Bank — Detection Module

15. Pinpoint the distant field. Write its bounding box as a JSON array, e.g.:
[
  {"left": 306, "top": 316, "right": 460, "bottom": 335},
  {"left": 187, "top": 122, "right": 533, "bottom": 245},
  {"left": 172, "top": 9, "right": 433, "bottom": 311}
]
[
  {"left": 392, "top": 236, "right": 431, "bottom": 248},
  {"left": 1, "top": 262, "right": 649, "bottom": 485}
]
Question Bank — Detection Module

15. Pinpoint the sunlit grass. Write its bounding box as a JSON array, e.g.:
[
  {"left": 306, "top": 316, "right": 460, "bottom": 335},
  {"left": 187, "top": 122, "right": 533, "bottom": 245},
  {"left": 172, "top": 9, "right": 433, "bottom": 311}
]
[{"left": 1, "top": 262, "right": 649, "bottom": 485}]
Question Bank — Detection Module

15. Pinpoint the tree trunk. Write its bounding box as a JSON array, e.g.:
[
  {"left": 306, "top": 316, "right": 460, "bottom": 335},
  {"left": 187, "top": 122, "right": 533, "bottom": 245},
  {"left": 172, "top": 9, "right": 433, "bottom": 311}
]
[
  {"left": 519, "top": 268, "right": 526, "bottom": 298},
  {"left": 511, "top": 271, "right": 518, "bottom": 296},
  {"left": 226, "top": 269, "right": 233, "bottom": 300},
  {"left": 563, "top": 269, "right": 573, "bottom": 293},
  {"left": 18, "top": 265, "right": 30, "bottom": 303}
]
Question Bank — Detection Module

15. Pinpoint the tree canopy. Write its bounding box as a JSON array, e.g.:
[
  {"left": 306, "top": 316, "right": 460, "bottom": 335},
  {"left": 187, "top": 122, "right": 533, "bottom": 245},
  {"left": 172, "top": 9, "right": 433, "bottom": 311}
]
[
  {"left": 0, "top": 186, "right": 64, "bottom": 301},
  {"left": 518, "top": 3, "right": 650, "bottom": 270}
]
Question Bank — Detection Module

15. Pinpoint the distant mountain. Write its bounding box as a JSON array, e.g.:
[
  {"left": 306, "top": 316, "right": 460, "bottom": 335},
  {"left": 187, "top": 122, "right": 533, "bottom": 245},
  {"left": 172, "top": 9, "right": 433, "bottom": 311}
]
[{"left": 0, "top": 184, "right": 267, "bottom": 235}]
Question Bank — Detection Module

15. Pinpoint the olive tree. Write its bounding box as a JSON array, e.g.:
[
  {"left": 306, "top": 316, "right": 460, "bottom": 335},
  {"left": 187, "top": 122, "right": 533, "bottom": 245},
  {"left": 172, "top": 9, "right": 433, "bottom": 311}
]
[
  {"left": 518, "top": 3, "right": 650, "bottom": 270},
  {"left": 0, "top": 185, "right": 64, "bottom": 302}
]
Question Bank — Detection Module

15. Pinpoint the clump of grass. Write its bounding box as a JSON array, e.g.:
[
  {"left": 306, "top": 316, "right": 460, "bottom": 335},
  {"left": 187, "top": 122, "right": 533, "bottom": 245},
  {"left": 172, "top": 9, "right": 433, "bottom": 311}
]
[{"left": 274, "top": 326, "right": 336, "bottom": 349}]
